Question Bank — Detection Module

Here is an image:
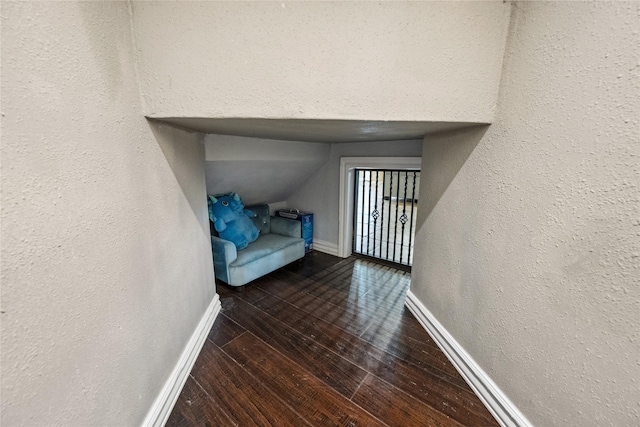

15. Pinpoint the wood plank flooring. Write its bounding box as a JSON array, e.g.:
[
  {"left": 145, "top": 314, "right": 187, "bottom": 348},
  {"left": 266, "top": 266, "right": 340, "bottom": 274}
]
[{"left": 167, "top": 252, "right": 499, "bottom": 426}]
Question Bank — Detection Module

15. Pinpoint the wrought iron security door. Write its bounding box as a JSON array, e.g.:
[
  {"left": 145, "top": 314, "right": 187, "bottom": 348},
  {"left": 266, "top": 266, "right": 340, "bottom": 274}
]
[{"left": 353, "top": 169, "right": 419, "bottom": 268}]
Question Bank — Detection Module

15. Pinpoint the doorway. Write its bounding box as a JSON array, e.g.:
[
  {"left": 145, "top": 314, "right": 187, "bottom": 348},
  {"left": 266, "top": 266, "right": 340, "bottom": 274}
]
[
  {"left": 353, "top": 169, "right": 419, "bottom": 268},
  {"left": 338, "top": 157, "right": 421, "bottom": 261}
]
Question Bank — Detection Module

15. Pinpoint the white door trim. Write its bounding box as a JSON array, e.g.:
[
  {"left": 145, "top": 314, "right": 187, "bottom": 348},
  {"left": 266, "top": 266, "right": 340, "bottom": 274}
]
[{"left": 338, "top": 157, "right": 421, "bottom": 258}]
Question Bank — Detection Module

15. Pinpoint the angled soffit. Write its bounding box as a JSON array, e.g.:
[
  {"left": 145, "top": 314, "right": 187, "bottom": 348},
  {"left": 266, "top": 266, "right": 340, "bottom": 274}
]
[{"left": 150, "top": 117, "right": 486, "bottom": 143}]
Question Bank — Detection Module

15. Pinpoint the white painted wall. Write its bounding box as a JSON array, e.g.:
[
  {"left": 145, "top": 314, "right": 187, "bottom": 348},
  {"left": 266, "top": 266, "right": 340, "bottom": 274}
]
[
  {"left": 410, "top": 2, "right": 639, "bottom": 426},
  {"left": 1, "top": 2, "right": 215, "bottom": 425},
  {"left": 131, "top": 1, "right": 510, "bottom": 124},
  {"left": 287, "top": 140, "right": 423, "bottom": 249},
  {"left": 204, "top": 134, "right": 330, "bottom": 205}
]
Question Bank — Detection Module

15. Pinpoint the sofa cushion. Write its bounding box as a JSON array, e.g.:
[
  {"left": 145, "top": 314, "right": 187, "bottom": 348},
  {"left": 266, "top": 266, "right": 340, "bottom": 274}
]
[
  {"left": 230, "top": 234, "right": 301, "bottom": 268},
  {"left": 227, "top": 234, "right": 305, "bottom": 286}
]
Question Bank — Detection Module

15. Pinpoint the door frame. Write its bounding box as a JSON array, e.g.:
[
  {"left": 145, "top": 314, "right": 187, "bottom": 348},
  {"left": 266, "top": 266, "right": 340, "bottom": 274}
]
[{"left": 338, "top": 157, "right": 421, "bottom": 258}]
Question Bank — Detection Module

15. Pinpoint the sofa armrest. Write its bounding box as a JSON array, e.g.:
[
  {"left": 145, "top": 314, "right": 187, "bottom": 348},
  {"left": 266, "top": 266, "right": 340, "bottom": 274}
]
[
  {"left": 211, "top": 236, "right": 238, "bottom": 283},
  {"left": 270, "top": 216, "right": 301, "bottom": 238}
]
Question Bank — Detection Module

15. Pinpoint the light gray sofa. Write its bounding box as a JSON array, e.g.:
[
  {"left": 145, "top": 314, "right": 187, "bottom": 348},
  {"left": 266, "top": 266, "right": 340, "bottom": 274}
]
[{"left": 210, "top": 204, "right": 305, "bottom": 288}]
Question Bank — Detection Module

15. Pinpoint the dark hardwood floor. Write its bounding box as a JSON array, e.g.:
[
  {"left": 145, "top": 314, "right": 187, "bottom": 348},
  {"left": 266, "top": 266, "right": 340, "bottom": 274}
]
[{"left": 167, "top": 252, "right": 498, "bottom": 427}]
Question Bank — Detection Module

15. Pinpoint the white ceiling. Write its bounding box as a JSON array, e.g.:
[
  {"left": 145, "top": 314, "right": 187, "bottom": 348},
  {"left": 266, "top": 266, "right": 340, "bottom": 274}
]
[{"left": 151, "top": 117, "right": 484, "bottom": 143}]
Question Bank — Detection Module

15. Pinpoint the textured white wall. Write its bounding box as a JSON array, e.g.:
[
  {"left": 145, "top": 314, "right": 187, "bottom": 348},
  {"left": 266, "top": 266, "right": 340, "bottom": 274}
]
[
  {"left": 1, "top": 2, "right": 215, "bottom": 425},
  {"left": 287, "top": 140, "right": 423, "bottom": 247},
  {"left": 411, "top": 2, "right": 639, "bottom": 426},
  {"left": 131, "top": 1, "right": 510, "bottom": 123}
]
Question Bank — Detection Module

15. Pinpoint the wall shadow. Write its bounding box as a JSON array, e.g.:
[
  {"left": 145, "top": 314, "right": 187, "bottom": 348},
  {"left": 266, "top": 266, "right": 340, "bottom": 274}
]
[
  {"left": 147, "top": 120, "right": 209, "bottom": 235},
  {"left": 416, "top": 125, "right": 489, "bottom": 230}
]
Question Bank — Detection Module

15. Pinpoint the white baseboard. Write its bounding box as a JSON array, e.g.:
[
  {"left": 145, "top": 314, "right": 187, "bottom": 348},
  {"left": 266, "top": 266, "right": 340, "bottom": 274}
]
[
  {"left": 405, "top": 290, "right": 531, "bottom": 427},
  {"left": 142, "top": 293, "right": 221, "bottom": 427},
  {"left": 312, "top": 239, "right": 340, "bottom": 257}
]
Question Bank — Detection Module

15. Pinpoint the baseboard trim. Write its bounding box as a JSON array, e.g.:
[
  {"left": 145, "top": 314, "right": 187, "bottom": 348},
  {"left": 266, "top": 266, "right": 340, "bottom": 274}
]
[
  {"left": 405, "top": 290, "right": 531, "bottom": 427},
  {"left": 312, "top": 239, "right": 340, "bottom": 257},
  {"left": 142, "top": 293, "right": 221, "bottom": 427}
]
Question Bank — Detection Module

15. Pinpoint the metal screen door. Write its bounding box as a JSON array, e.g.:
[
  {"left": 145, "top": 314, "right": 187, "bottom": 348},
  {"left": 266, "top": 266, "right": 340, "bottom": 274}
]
[{"left": 353, "top": 169, "right": 419, "bottom": 267}]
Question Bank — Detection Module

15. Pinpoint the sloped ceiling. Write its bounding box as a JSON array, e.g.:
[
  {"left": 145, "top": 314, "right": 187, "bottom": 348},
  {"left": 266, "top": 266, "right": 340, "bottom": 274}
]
[
  {"left": 199, "top": 121, "right": 477, "bottom": 206},
  {"left": 204, "top": 134, "right": 330, "bottom": 205},
  {"left": 199, "top": 121, "right": 477, "bottom": 205}
]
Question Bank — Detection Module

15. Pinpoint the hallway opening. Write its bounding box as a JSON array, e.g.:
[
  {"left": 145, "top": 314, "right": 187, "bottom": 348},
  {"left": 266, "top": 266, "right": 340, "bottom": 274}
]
[
  {"left": 353, "top": 169, "right": 420, "bottom": 268},
  {"left": 338, "top": 157, "right": 422, "bottom": 260}
]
